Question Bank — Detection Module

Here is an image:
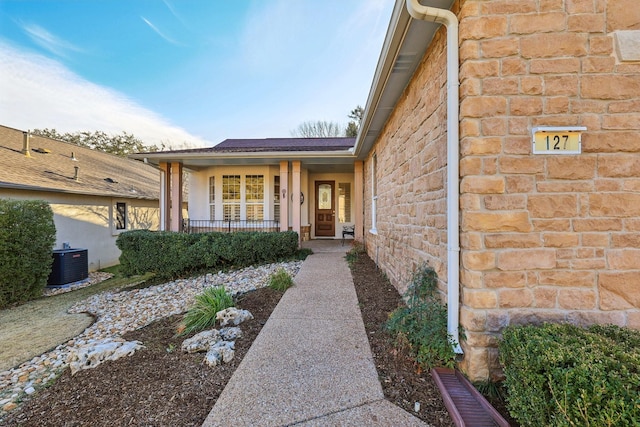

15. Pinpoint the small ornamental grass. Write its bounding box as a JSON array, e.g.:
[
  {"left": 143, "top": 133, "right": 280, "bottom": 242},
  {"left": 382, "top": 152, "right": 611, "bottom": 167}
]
[
  {"left": 179, "top": 286, "right": 234, "bottom": 336},
  {"left": 268, "top": 268, "right": 294, "bottom": 291},
  {"left": 386, "top": 265, "right": 462, "bottom": 370},
  {"left": 345, "top": 240, "right": 365, "bottom": 268}
]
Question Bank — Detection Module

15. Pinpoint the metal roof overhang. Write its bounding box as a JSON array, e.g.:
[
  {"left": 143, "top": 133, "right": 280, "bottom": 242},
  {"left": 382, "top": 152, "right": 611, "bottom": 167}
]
[
  {"left": 354, "top": 0, "right": 454, "bottom": 160},
  {"left": 129, "top": 150, "right": 357, "bottom": 174}
]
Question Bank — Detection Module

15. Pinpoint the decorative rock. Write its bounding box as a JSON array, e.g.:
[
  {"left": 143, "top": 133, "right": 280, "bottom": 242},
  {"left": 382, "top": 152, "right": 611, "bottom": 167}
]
[
  {"left": 24, "top": 387, "right": 35, "bottom": 395},
  {"left": 204, "top": 341, "right": 235, "bottom": 367},
  {"left": 0, "top": 260, "right": 302, "bottom": 415},
  {"left": 42, "top": 272, "right": 113, "bottom": 297},
  {"left": 216, "top": 308, "right": 254, "bottom": 326},
  {"left": 181, "top": 330, "right": 221, "bottom": 353},
  {"left": 2, "top": 402, "right": 17, "bottom": 412},
  {"left": 219, "top": 327, "right": 242, "bottom": 341},
  {"left": 67, "top": 339, "right": 144, "bottom": 375}
]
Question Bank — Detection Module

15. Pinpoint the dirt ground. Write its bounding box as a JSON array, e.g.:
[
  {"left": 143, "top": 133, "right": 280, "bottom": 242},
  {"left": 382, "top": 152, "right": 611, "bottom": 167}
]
[
  {"left": 351, "top": 252, "right": 517, "bottom": 427},
  {"left": 1, "top": 252, "right": 514, "bottom": 426}
]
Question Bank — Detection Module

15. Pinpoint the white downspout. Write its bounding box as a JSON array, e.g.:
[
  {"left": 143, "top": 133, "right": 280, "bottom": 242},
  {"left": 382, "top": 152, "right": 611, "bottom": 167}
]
[{"left": 406, "top": 0, "right": 462, "bottom": 354}]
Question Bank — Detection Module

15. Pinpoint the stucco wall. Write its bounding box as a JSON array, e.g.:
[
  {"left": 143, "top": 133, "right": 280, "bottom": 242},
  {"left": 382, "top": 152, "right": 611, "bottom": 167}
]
[
  {"left": 0, "top": 189, "right": 159, "bottom": 271},
  {"left": 364, "top": 0, "right": 640, "bottom": 381},
  {"left": 188, "top": 165, "right": 313, "bottom": 229}
]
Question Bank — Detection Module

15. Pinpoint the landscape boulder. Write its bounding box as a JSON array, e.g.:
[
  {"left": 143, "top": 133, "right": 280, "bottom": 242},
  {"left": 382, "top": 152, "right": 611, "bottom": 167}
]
[
  {"left": 216, "top": 308, "right": 253, "bottom": 326},
  {"left": 220, "top": 326, "right": 242, "bottom": 340},
  {"left": 67, "top": 339, "right": 144, "bottom": 375},
  {"left": 181, "top": 329, "right": 221, "bottom": 353},
  {"left": 204, "top": 341, "right": 235, "bottom": 367}
]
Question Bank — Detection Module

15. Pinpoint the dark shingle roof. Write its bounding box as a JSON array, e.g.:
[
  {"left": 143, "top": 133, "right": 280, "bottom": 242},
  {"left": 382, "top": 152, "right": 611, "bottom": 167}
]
[
  {"left": 139, "top": 137, "right": 356, "bottom": 155},
  {"left": 0, "top": 125, "right": 159, "bottom": 200},
  {"left": 214, "top": 137, "right": 356, "bottom": 152}
]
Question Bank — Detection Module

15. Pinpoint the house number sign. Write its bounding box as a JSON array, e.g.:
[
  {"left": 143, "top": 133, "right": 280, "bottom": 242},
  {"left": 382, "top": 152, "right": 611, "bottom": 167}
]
[{"left": 532, "top": 126, "right": 586, "bottom": 155}]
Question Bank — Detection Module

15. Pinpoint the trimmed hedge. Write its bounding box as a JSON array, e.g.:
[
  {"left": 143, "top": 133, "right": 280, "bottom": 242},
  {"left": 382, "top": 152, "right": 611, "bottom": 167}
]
[
  {"left": 116, "top": 230, "right": 299, "bottom": 279},
  {"left": 0, "top": 199, "right": 56, "bottom": 308},
  {"left": 499, "top": 323, "right": 640, "bottom": 426}
]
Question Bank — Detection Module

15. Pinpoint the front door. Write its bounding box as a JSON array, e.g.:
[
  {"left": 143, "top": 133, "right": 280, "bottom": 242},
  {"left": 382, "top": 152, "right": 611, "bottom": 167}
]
[{"left": 315, "top": 181, "right": 335, "bottom": 237}]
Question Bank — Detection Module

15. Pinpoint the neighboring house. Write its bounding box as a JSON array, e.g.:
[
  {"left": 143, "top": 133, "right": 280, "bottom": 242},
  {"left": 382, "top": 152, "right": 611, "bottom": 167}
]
[
  {"left": 135, "top": 0, "right": 640, "bottom": 381},
  {"left": 0, "top": 125, "right": 160, "bottom": 271}
]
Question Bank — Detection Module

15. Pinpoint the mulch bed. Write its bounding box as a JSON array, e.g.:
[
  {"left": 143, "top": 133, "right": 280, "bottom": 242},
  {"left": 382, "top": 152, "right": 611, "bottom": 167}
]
[
  {"left": 2, "top": 252, "right": 514, "bottom": 426},
  {"left": 350, "top": 252, "right": 456, "bottom": 427},
  {"left": 352, "top": 252, "right": 517, "bottom": 426}
]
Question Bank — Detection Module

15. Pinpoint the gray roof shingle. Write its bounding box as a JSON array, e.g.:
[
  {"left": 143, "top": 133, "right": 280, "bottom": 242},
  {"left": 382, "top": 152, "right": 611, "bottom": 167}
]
[{"left": 0, "top": 125, "right": 159, "bottom": 200}]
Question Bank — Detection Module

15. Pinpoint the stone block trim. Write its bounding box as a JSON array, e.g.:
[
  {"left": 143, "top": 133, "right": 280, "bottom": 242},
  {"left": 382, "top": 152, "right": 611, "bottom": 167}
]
[{"left": 614, "top": 31, "right": 640, "bottom": 62}]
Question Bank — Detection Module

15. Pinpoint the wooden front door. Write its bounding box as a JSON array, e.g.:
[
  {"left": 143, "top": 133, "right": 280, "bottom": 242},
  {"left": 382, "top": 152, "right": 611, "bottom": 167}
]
[{"left": 315, "top": 181, "right": 335, "bottom": 237}]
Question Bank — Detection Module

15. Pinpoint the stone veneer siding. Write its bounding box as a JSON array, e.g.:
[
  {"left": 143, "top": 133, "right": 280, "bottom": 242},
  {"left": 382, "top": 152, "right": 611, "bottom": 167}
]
[
  {"left": 364, "top": 0, "right": 640, "bottom": 381},
  {"left": 364, "top": 26, "right": 450, "bottom": 297}
]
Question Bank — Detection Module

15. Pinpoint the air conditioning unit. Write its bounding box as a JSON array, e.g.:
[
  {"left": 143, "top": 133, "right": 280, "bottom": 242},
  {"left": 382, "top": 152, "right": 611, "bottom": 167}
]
[{"left": 48, "top": 248, "right": 88, "bottom": 286}]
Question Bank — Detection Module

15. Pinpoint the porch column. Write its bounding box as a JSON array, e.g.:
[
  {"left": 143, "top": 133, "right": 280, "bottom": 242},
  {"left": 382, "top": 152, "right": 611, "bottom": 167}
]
[
  {"left": 279, "top": 161, "right": 289, "bottom": 232},
  {"left": 354, "top": 161, "right": 364, "bottom": 241},
  {"left": 292, "top": 161, "right": 301, "bottom": 240},
  {"left": 170, "top": 162, "right": 183, "bottom": 232},
  {"left": 159, "top": 162, "right": 170, "bottom": 231}
]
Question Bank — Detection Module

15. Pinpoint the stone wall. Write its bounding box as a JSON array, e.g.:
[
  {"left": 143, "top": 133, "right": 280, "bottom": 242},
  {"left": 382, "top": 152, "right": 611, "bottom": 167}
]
[
  {"left": 364, "top": 27, "right": 450, "bottom": 297},
  {"left": 365, "top": 0, "right": 640, "bottom": 381},
  {"left": 458, "top": 0, "right": 640, "bottom": 380}
]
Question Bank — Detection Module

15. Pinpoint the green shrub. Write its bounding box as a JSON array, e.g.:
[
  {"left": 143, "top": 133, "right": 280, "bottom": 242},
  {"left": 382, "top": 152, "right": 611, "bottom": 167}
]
[
  {"left": 499, "top": 323, "right": 640, "bottom": 426},
  {"left": 0, "top": 199, "right": 56, "bottom": 308},
  {"left": 293, "top": 247, "right": 313, "bottom": 260},
  {"left": 117, "top": 230, "right": 299, "bottom": 279},
  {"left": 180, "top": 286, "right": 235, "bottom": 336},
  {"left": 386, "top": 265, "right": 460, "bottom": 369},
  {"left": 345, "top": 240, "right": 365, "bottom": 268},
  {"left": 268, "top": 268, "right": 294, "bottom": 291}
]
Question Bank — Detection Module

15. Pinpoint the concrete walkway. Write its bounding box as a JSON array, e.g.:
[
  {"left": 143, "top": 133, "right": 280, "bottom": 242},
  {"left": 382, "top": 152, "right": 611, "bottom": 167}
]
[{"left": 203, "top": 240, "right": 427, "bottom": 426}]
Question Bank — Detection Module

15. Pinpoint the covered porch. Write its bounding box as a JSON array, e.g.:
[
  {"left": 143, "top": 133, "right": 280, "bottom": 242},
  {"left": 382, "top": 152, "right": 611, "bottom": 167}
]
[{"left": 131, "top": 138, "right": 364, "bottom": 243}]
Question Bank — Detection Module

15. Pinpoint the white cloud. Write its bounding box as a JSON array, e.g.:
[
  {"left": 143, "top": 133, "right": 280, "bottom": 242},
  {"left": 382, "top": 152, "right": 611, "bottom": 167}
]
[
  {"left": 141, "top": 16, "right": 183, "bottom": 46},
  {"left": 0, "top": 40, "right": 210, "bottom": 149},
  {"left": 19, "top": 22, "right": 85, "bottom": 59}
]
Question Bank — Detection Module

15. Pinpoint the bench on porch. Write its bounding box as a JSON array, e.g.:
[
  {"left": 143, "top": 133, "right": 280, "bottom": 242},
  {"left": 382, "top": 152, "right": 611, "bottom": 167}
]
[{"left": 341, "top": 225, "right": 355, "bottom": 246}]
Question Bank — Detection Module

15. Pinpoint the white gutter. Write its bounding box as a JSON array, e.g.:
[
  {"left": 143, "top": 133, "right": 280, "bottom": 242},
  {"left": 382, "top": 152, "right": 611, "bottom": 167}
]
[{"left": 406, "top": 0, "right": 462, "bottom": 354}]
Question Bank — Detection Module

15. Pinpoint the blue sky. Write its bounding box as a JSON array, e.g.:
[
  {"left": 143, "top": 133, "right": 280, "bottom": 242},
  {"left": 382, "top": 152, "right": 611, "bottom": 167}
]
[{"left": 0, "top": 1, "right": 393, "bottom": 148}]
